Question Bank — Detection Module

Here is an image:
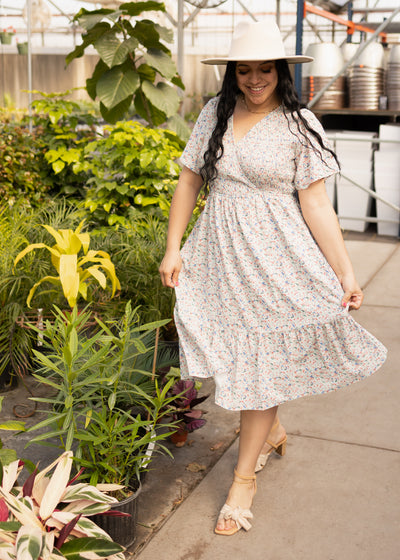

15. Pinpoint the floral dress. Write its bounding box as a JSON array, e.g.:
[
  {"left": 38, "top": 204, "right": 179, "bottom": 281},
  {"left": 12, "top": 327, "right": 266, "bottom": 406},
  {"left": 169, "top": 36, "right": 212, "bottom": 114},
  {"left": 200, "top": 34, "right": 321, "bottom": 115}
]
[{"left": 174, "top": 98, "right": 387, "bottom": 411}]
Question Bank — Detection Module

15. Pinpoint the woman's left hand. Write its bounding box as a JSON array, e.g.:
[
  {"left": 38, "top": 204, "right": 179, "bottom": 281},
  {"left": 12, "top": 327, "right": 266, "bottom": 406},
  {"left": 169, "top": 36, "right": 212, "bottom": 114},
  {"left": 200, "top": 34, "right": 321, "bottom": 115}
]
[{"left": 341, "top": 273, "right": 363, "bottom": 310}]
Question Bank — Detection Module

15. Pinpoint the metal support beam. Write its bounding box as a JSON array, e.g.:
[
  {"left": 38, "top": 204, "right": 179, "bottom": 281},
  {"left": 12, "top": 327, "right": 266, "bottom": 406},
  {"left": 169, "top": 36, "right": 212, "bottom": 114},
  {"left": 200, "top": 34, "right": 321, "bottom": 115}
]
[
  {"left": 294, "top": 0, "right": 304, "bottom": 97},
  {"left": 276, "top": 0, "right": 281, "bottom": 28},
  {"left": 305, "top": 16, "right": 323, "bottom": 42},
  {"left": 308, "top": 6, "right": 400, "bottom": 109},
  {"left": 305, "top": 2, "right": 387, "bottom": 40},
  {"left": 27, "top": 0, "right": 32, "bottom": 133},
  {"left": 177, "top": 0, "right": 184, "bottom": 82},
  {"left": 347, "top": 1, "right": 353, "bottom": 42},
  {"left": 236, "top": 0, "right": 258, "bottom": 22}
]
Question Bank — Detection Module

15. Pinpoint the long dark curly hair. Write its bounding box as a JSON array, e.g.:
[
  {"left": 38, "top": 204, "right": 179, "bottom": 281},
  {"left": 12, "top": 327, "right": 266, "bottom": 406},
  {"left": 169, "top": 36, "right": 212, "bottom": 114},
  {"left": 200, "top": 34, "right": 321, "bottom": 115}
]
[{"left": 199, "top": 60, "right": 339, "bottom": 189}]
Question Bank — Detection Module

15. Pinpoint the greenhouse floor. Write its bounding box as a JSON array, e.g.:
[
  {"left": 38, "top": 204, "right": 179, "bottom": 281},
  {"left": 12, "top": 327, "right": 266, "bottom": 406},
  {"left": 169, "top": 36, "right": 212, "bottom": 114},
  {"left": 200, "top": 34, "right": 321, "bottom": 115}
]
[
  {"left": 131, "top": 233, "right": 400, "bottom": 560},
  {"left": 1, "top": 232, "right": 399, "bottom": 560}
]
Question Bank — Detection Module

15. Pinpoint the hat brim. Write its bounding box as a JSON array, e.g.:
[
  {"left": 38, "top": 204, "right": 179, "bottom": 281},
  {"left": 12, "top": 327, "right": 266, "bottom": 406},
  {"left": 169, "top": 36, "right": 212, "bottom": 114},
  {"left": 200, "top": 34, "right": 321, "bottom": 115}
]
[{"left": 201, "top": 55, "right": 313, "bottom": 65}]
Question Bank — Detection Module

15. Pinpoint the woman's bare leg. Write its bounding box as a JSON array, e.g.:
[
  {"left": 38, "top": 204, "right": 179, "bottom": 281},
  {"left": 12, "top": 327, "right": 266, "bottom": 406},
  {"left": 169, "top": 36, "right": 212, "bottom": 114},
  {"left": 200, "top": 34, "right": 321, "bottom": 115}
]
[
  {"left": 258, "top": 414, "right": 287, "bottom": 456},
  {"left": 216, "top": 406, "right": 278, "bottom": 532}
]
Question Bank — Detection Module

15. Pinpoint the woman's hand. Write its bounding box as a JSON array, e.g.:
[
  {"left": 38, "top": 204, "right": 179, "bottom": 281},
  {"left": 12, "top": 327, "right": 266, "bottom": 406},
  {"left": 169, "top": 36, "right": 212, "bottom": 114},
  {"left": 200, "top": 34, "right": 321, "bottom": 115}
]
[
  {"left": 159, "top": 249, "right": 182, "bottom": 288},
  {"left": 340, "top": 273, "right": 363, "bottom": 310}
]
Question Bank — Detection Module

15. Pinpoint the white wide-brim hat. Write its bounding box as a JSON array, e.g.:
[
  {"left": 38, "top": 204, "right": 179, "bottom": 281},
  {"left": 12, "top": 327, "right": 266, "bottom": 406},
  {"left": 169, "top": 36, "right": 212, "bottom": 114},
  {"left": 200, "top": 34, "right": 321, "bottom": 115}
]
[{"left": 201, "top": 19, "right": 313, "bottom": 65}]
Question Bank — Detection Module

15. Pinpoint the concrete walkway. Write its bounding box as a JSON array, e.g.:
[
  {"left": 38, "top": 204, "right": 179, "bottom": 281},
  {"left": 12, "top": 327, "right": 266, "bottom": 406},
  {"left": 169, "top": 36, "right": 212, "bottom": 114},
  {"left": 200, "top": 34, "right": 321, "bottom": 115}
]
[{"left": 133, "top": 238, "right": 400, "bottom": 560}]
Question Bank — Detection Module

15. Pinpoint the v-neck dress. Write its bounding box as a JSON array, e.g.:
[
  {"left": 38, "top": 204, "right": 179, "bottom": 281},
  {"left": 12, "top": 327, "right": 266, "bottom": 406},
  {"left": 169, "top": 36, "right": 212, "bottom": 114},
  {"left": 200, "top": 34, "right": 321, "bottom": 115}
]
[{"left": 174, "top": 97, "right": 387, "bottom": 411}]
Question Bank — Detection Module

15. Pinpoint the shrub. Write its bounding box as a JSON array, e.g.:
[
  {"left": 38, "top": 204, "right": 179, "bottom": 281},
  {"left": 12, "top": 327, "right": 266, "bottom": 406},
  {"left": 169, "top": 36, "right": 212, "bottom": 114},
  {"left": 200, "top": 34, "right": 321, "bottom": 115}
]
[
  {"left": 76, "top": 121, "right": 184, "bottom": 227},
  {"left": 0, "top": 123, "right": 52, "bottom": 207}
]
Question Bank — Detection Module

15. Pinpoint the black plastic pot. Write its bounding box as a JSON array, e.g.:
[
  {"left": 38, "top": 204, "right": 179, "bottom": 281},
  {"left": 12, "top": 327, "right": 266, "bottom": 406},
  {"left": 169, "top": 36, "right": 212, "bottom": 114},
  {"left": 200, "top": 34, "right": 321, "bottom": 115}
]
[{"left": 92, "top": 483, "right": 142, "bottom": 548}]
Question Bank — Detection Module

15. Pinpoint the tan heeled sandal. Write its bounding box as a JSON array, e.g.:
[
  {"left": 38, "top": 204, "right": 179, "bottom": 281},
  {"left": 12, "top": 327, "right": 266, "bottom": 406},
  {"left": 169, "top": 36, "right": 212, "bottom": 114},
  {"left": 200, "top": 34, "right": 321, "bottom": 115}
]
[
  {"left": 214, "top": 469, "right": 257, "bottom": 536},
  {"left": 255, "top": 435, "right": 287, "bottom": 473}
]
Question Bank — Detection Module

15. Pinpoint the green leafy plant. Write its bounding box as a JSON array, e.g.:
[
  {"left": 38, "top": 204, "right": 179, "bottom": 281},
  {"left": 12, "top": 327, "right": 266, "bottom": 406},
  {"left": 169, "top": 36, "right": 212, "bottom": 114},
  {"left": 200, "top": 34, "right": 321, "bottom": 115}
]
[
  {"left": 66, "top": 0, "right": 188, "bottom": 134},
  {"left": 0, "top": 451, "right": 125, "bottom": 560},
  {"left": 26, "top": 303, "right": 178, "bottom": 491},
  {"left": 101, "top": 216, "right": 176, "bottom": 323},
  {"left": 76, "top": 120, "right": 183, "bottom": 226},
  {"left": 14, "top": 221, "right": 120, "bottom": 308},
  {"left": 0, "top": 122, "right": 52, "bottom": 208},
  {"left": 30, "top": 90, "right": 100, "bottom": 199}
]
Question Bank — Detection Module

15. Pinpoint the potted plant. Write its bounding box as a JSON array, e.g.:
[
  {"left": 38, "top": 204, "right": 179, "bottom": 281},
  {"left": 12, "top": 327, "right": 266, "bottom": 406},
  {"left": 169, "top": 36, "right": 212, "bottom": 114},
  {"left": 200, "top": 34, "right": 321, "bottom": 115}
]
[
  {"left": 168, "top": 377, "right": 209, "bottom": 447},
  {"left": 0, "top": 450, "right": 126, "bottom": 559},
  {"left": 25, "top": 302, "right": 179, "bottom": 546},
  {"left": 0, "top": 27, "right": 15, "bottom": 45},
  {"left": 16, "top": 40, "right": 28, "bottom": 55}
]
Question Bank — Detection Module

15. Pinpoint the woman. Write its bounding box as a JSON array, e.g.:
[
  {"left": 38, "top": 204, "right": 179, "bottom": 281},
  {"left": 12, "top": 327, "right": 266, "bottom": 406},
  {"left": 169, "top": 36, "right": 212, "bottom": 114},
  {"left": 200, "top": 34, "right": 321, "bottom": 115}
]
[{"left": 159, "top": 20, "right": 387, "bottom": 536}]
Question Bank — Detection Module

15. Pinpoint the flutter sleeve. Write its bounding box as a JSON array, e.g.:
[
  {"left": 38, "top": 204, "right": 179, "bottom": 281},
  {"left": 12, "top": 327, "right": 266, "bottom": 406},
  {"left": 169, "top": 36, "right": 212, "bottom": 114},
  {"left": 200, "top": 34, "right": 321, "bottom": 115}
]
[
  {"left": 180, "top": 97, "right": 218, "bottom": 175},
  {"left": 293, "top": 109, "right": 339, "bottom": 190}
]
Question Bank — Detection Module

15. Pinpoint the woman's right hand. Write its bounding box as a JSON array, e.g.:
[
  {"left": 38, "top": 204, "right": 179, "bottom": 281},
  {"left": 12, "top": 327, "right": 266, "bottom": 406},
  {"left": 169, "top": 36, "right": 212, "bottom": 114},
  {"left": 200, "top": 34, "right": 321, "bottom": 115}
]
[{"left": 159, "top": 249, "right": 182, "bottom": 288}]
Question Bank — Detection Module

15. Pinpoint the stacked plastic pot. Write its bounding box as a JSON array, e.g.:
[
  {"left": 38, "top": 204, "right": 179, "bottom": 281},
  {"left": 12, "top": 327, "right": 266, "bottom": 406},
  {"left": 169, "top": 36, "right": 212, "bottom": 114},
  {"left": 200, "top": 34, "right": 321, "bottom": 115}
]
[
  {"left": 301, "top": 43, "right": 346, "bottom": 110},
  {"left": 387, "top": 45, "right": 400, "bottom": 111},
  {"left": 347, "top": 43, "right": 385, "bottom": 110}
]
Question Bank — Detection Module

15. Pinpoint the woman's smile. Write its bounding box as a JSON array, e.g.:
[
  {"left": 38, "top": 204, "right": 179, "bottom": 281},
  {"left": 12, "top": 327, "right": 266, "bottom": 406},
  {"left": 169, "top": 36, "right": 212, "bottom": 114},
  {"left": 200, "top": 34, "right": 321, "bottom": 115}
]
[{"left": 236, "top": 60, "right": 279, "bottom": 110}]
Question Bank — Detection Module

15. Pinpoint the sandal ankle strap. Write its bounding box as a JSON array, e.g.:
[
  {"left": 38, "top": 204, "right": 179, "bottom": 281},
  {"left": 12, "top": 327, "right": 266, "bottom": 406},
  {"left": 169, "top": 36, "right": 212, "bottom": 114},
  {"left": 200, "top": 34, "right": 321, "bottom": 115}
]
[{"left": 234, "top": 468, "right": 256, "bottom": 482}]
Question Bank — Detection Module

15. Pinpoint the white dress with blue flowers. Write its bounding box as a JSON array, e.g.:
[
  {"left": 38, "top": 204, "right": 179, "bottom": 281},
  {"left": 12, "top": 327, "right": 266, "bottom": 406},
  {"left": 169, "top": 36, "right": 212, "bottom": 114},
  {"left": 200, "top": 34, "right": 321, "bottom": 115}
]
[{"left": 174, "top": 98, "right": 387, "bottom": 411}]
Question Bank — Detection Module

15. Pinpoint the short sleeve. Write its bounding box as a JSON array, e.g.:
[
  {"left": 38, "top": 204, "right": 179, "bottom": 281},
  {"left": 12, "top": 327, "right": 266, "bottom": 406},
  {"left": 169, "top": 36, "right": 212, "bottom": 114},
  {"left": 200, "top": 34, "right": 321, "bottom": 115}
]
[
  {"left": 293, "top": 109, "right": 339, "bottom": 190},
  {"left": 180, "top": 97, "right": 218, "bottom": 175}
]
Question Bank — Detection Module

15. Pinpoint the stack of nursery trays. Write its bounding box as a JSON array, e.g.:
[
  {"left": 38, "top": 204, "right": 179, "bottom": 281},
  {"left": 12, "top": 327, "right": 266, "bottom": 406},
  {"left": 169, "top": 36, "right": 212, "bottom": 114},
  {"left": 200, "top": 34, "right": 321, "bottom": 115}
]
[
  {"left": 374, "top": 124, "right": 400, "bottom": 237},
  {"left": 334, "top": 131, "right": 376, "bottom": 232}
]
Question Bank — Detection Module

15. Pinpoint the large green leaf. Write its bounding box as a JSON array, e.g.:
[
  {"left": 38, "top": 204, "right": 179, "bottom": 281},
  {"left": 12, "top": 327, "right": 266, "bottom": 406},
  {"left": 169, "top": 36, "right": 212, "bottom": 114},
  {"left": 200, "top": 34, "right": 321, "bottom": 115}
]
[
  {"left": 74, "top": 7, "right": 116, "bottom": 29},
  {"left": 0, "top": 420, "right": 25, "bottom": 431},
  {"left": 0, "top": 448, "right": 18, "bottom": 466},
  {"left": 165, "top": 114, "right": 191, "bottom": 142},
  {"left": 97, "top": 67, "right": 139, "bottom": 109},
  {"left": 94, "top": 33, "right": 139, "bottom": 68},
  {"left": 142, "top": 81, "right": 180, "bottom": 118},
  {"left": 143, "top": 48, "right": 177, "bottom": 80},
  {"left": 154, "top": 22, "right": 174, "bottom": 43},
  {"left": 171, "top": 74, "right": 185, "bottom": 90},
  {"left": 86, "top": 59, "right": 109, "bottom": 101},
  {"left": 132, "top": 20, "right": 162, "bottom": 50},
  {"left": 137, "top": 63, "right": 156, "bottom": 83},
  {"left": 120, "top": 1, "right": 166, "bottom": 17},
  {"left": 99, "top": 96, "right": 132, "bottom": 124},
  {"left": 134, "top": 91, "right": 166, "bottom": 127},
  {"left": 66, "top": 22, "right": 111, "bottom": 64},
  {"left": 60, "top": 537, "right": 124, "bottom": 559}
]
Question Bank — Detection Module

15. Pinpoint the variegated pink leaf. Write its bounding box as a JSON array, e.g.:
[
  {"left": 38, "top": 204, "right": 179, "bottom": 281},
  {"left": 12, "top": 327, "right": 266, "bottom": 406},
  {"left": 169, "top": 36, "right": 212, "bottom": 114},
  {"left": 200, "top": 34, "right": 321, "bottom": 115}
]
[
  {"left": 0, "top": 499, "right": 9, "bottom": 522},
  {"left": 15, "top": 525, "right": 44, "bottom": 560},
  {"left": 61, "top": 500, "right": 113, "bottom": 516},
  {"left": 54, "top": 515, "right": 81, "bottom": 549},
  {"left": 41, "top": 532, "right": 55, "bottom": 560},
  {"left": 34, "top": 452, "right": 72, "bottom": 487},
  {"left": 0, "top": 529, "right": 16, "bottom": 545},
  {"left": 1, "top": 462, "right": 19, "bottom": 493},
  {"left": 0, "top": 541, "right": 16, "bottom": 560},
  {"left": 61, "top": 484, "right": 118, "bottom": 505},
  {"left": 0, "top": 490, "right": 42, "bottom": 530},
  {"left": 47, "top": 513, "right": 86, "bottom": 539},
  {"left": 39, "top": 453, "right": 73, "bottom": 520},
  {"left": 94, "top": 484, "right": 124, "bottom": 493},
  {"left": 23, "top": 469, "right": 38, "bottom": 498},
  {"left": 74, "top": 517, "right": 112, "bottom": 540},
  {"left": 32, "top": 476, "right": 49, "bottom": 506}
]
